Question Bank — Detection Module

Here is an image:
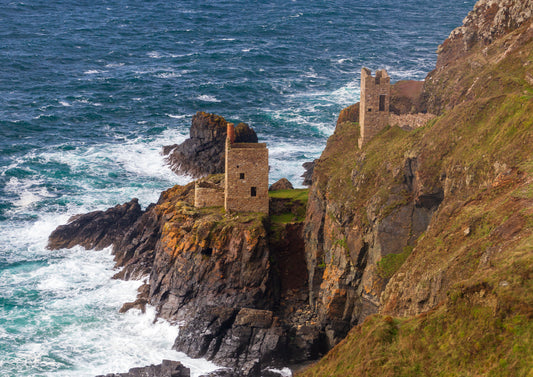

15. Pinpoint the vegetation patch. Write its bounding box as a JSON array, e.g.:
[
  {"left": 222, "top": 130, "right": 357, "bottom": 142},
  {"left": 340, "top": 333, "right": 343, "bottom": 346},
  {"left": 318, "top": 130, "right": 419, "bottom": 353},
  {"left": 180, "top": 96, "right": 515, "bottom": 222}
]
[
  {"left": 268, "top": 188, "right": 309, "bottom": 203},
  {"left": 377, "top": 246, "right": 413, "bottom": 279}
]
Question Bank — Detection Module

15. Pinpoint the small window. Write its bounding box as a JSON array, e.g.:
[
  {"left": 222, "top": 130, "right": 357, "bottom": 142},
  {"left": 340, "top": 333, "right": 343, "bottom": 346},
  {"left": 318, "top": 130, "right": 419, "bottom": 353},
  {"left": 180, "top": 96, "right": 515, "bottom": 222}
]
[
  {"left": 251, "top": 187, "right": 257, "bottom": 197},
  {"left": 240, "top": 173, "right": 245, "bottom": 179},
  {"left": 379, "top": 95, "right": 386, "bottom": 111},
  {"left": 368, "top": 108, "right": 372, "bottom": 112}
]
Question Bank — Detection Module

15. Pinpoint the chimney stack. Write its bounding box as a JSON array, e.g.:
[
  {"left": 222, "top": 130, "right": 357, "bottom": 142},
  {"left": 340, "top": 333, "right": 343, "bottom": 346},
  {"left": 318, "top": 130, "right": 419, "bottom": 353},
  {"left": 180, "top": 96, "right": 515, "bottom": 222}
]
[{"left": 227, "top": 122, "right": 235, "bottom": 144}]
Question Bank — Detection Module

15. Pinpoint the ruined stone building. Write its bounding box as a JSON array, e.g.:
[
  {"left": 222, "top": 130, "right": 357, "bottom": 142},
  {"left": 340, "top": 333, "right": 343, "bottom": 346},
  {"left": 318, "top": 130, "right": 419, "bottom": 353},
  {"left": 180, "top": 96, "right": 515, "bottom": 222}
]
[
  {"left": 358, "top": 67, "right": 391, "bottom": 148},
  {"left": 194, "top": 123, "right": 269, "bottom": 214},
  {"left": 224, "top": 123, "right": 269, "bottom": 214}
]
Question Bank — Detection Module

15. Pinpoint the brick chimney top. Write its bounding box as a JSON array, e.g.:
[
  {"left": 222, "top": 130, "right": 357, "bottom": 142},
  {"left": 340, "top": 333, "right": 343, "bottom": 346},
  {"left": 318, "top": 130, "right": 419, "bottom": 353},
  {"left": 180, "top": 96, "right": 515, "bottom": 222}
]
[{"left": 227, "top": 122, "right": 235, "bottom": 144}]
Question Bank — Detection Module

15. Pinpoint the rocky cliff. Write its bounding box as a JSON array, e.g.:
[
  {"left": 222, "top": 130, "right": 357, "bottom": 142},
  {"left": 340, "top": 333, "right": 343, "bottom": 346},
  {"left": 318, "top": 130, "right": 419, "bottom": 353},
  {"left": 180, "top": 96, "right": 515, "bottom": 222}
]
[
  {"left": 299, "top": 0, "right": 532, "bottom": 375},
  {"left": 49, "top": 177, "right": 318, "bottom": 376}
]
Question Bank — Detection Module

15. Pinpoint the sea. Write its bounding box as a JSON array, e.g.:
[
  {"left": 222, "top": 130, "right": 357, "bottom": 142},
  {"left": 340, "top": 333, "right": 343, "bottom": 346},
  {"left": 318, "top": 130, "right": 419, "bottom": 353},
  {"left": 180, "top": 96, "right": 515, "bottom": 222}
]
[{"left": 0, "top": 1, "right": 476, "bottom": 376}]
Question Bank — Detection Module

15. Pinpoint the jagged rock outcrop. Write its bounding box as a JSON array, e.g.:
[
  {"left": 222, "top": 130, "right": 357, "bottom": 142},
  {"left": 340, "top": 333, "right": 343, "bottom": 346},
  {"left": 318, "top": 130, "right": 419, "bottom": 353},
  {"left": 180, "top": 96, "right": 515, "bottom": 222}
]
[
  {"left": 163, "top": 112, "right": 258, "bottom": 178},
  {"left": 269, "top": 178, "right": 294, "bottom": 191},
  {"left": 96, "top": 360, "right": 190, "bottom": 377},
  {"left": 423, "top": 0, "right": 533, "bottom": 114},
  {"left": 47, "top": 199, "right": 143, "bottom": 251},
  {"left": 301, "top": 161, "right": 317, "bottom": 186},
  {"left": 436, "top": 0, "right": 532, "bottom": 69}
]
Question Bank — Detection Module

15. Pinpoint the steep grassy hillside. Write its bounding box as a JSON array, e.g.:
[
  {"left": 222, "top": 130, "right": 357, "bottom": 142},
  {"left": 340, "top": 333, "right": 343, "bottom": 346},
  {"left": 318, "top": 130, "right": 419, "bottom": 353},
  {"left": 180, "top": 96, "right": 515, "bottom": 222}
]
[{"left": 299, "top": 4, "right": 532, "bottom": 376}]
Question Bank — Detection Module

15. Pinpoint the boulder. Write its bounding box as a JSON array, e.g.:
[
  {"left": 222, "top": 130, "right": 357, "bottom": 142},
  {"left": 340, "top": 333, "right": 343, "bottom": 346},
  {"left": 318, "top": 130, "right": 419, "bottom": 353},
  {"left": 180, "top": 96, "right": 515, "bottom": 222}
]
[
  {"left": 269, "top": 178, "right": 294, "bottom": 191},
  {"left": 96, "top": 360, "right": 190, "bottom": 377}
]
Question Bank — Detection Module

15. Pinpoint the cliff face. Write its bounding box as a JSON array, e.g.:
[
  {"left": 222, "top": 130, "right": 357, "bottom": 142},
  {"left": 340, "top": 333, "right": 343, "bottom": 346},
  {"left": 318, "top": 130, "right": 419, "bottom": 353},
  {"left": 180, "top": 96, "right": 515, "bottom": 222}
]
[
  {"left": 299, "top": 0, "right": 532, "bottom": 375},
  {"left": 436, "top": 0, "right": 532, "bottom": 69},
  {"left": 49, "top": 176, "right": 318, "bottom": 376},
  {"left": 303, "top": 103, "right": 443, "bottom": 346}
]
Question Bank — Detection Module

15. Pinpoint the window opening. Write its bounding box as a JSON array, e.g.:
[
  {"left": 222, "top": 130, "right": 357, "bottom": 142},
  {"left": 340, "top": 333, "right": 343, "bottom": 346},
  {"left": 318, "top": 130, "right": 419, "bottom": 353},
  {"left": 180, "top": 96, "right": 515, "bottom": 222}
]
[
  {"left": 251, "top": 187, "right": 257, "bottom": 197},
  {"left": 379, "top": 95, "right": 386, "bottom": 111},
  {"left": 240, "top": 173, "right": 245, "bottom": 179}
]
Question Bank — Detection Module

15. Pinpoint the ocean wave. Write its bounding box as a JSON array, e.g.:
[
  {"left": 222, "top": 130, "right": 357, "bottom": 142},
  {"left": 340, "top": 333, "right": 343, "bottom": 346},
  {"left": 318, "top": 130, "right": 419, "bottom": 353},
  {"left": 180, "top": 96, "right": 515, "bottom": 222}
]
[
  {"left": 1, "top": 245, "right": 218, "bottom": 377},
  {"left": 166, "top": 114, "right": 188, "bottom": 119},
  {"left": 196, "top": 95, "right": 221, "bottom": 103}
]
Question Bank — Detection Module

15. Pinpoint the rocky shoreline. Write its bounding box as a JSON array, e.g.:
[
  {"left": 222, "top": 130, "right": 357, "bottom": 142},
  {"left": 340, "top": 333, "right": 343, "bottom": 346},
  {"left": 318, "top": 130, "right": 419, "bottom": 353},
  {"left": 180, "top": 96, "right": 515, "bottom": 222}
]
[{"left": 48, "top": 171, "right": 319, "bottom": 376}]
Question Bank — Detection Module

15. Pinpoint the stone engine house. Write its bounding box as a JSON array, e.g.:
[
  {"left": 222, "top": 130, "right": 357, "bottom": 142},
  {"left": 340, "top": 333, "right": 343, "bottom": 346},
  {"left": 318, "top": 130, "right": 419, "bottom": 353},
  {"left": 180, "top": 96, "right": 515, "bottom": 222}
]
[
  {"left": 193, "top": 122, "right": 269, "bottom": 214},
  {"left": 358, "top": 67, "right": 390, "bottom": 148},
  {"left": 224, "top": 123, "right": 269, "bottom": 214}
]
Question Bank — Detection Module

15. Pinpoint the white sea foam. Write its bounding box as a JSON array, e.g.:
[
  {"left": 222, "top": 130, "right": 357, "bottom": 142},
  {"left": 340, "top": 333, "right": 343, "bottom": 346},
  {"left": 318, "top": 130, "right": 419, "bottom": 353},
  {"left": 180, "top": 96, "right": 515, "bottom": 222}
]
[
  {"left": 83, "top": 70, "right": 105, "bottom": 75},
  {"left": 59, "top": 100, "right": 71, "bottom": 107},
  {"left": 166, "top": 114, "right": 188, "bottom": 119},
  {"left": 147, "top": 51, "right": 163, "bottom": 59},
  {"left": 1, "top": 245, "right": 218, "bottom": 377},
  {"left": 156, "top": 71, "right": 181, "bottom": 79},
  {"left": 196, "top": 95, "right": 221, "bottom": 103},
  {"left": 266, "top": 367, "right": 293, "bottom": 376},
  {"left": 104, "top": 62, "right": 125, "bottom": 68}
]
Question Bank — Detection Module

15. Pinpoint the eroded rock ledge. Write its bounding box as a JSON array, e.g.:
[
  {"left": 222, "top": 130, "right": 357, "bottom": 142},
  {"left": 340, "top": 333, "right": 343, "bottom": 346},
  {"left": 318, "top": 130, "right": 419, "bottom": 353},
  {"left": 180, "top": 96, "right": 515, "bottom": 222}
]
[{"left": 48, "top": 177, "right": 318, "bottom": 377}]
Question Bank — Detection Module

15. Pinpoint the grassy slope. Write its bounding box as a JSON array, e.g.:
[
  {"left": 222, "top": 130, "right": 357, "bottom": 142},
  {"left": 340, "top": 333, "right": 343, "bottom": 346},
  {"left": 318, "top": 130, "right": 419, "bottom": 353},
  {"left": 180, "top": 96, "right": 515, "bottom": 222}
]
[{"left": 299, "top": 24, "right": 533, "bottom": 377}]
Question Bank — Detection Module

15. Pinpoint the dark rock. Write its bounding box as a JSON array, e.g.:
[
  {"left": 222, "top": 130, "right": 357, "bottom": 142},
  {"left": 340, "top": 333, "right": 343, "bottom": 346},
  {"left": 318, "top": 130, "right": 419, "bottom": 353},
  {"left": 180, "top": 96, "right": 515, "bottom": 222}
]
[
  {"left": 47, "top": 199, "right": 143, "bottom": 251},
  {"left": 163, "top": 112, "right": 258, "bottom": 178},
  {"left": 269, "top": 178, "right": 294, "bottom": 191},
  {"left": 301, "top": 160, "right": 317, "bottom": 186},
  {"left": 49, "top": 179, "right": 319, "bottom": 376},
  {"left": 95, "top": 360, "right": 190, "bottom": 377},
  {"left": 235, "top": 123, "right": 258, "bottom": 143},
  {"left": 199, "top": 369, "right": 234, "bottom": 377},
  {"left": 120, "top": 283, "right": 150, "bottom": 313}
]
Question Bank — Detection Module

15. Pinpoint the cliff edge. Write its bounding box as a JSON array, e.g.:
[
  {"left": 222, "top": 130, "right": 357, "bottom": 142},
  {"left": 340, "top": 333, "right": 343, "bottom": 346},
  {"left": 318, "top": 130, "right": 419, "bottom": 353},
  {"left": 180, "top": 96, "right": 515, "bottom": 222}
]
[{"left": 299, "top": 0, "right": 532, "bottom": 375}]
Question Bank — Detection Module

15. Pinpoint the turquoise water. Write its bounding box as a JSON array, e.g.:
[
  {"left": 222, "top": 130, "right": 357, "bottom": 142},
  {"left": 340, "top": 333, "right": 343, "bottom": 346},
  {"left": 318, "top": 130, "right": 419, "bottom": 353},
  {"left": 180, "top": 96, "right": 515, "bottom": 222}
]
[{"left": 0, "top": 1, "right": 476, "bottom": 375}]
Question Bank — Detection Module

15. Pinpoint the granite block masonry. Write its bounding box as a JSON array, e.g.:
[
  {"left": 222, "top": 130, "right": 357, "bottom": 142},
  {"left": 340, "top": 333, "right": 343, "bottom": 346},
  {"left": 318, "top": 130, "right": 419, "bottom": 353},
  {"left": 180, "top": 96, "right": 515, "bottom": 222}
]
[
  {"left": 224, "top": 123, "right": 269, "bottom": 214},
  {"left": 194, "top": 122, "right": 269, "bottom": 214},
  {"left": 358, "top": 67, "right": 391, "bottom": 148}
]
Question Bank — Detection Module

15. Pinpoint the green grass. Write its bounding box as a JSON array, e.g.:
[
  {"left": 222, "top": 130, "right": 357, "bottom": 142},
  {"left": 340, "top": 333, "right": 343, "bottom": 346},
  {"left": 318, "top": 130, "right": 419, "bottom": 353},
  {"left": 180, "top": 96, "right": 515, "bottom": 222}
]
[
  {"left": 377, "top": 246, "right": 413, "bottom": 279},
  {"left": 270, "top": 213, "right": 299, "bottom": 224},
  {"left": 268, "top": 188, "right": 309, "bottom": 202}
]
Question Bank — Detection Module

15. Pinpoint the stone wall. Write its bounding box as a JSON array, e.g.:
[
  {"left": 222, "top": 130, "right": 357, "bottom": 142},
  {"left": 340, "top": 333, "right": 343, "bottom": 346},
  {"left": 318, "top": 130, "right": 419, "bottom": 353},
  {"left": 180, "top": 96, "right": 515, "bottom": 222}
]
[
  {"left": 194, "top": 185, "right": 224, "bottom": 208},
  {"left": 389, "top": 113, "right": 436, "bottom": 130},
  {"left": 225, "top": 141, "right": 269, "bottom": 214},
  {"left": 358, "top": 68, "right": 390, "bottom": 148}
]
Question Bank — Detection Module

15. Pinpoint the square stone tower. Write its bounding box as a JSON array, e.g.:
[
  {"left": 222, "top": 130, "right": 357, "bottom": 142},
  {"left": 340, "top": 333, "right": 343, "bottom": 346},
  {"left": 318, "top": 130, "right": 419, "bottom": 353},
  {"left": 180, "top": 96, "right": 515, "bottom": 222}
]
[
  {"left": 224, "top": 123, "right": 269, "bottom": 214},
  {"left": 358, "top": 67, "right": 391, "bottom": 148}
]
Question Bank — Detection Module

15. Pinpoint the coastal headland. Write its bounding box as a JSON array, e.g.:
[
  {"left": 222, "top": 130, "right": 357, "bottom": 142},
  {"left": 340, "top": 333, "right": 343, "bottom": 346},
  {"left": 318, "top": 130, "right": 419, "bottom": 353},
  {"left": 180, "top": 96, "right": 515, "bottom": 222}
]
[{"left": 48, "top": 0, "right": 532, "bottom": 376}]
